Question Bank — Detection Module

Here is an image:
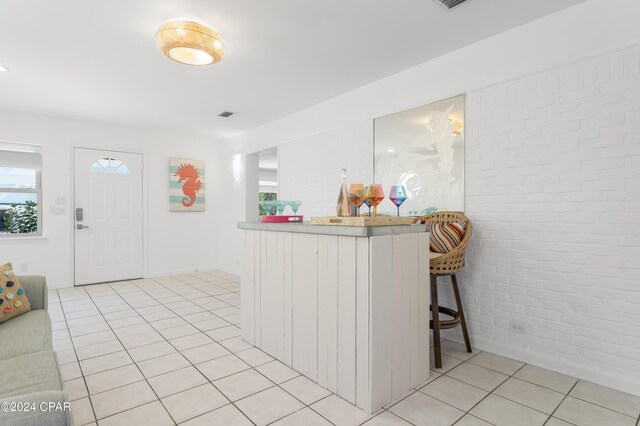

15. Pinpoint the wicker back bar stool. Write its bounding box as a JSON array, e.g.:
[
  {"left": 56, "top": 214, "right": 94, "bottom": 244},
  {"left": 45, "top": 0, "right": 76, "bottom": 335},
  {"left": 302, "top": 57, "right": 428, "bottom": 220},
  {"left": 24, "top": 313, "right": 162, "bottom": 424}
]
[{"left": 422, "top": 211, "right": 473, "bottom": 369}]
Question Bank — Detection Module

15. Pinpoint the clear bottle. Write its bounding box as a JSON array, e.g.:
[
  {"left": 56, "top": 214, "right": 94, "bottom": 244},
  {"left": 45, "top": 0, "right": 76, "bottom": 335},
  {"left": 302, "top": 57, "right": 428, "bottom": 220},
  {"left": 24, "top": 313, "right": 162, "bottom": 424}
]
[{"left": 336, "top": 168, "right": 351, "bottom": 217}]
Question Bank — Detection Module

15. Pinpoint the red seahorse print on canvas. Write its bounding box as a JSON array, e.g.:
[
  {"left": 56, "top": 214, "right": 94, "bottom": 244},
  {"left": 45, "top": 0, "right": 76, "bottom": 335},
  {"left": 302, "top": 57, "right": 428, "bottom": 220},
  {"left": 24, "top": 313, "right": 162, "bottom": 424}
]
[{"left": 174, "top": 163, "right": 202, "bottom": 207}]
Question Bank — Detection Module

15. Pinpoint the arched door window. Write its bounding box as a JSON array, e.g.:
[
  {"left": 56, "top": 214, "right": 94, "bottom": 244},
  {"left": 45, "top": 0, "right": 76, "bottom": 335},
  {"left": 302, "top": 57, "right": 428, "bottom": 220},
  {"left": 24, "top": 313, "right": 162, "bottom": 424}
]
[{"left": 90, "top": 157, "right": 130, "bottom": 174}]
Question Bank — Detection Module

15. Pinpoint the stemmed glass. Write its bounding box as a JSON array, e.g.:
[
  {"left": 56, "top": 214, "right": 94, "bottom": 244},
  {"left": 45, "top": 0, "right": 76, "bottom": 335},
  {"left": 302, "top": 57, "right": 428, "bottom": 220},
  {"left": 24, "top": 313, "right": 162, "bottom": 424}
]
[
  {"left": 288, "top": 201, "right": 302, "bottom": 215},
  {"left": 389, "top": 185, "right": 408, "bottom": 216},
  {"left": 348, "top": 184, "right": 365, "bottom": 217},
  {"left": 275, "top": 200, "right": 287, "bottom": 215},
  {"left": 363, "top": 198, "right": 372, "bottom": 216},
  {"left": 260, "top": 200, "right": 275, "bottom": 216},
  {"left": 364, "top": 184, "right": 384, "bottom": 217}
]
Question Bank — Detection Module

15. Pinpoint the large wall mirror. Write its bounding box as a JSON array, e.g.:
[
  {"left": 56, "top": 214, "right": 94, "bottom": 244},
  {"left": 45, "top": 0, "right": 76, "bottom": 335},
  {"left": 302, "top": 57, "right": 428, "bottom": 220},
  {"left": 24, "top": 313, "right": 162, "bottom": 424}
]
[{"left": 374, "top": 94, "right": 464, "bottom": 216}]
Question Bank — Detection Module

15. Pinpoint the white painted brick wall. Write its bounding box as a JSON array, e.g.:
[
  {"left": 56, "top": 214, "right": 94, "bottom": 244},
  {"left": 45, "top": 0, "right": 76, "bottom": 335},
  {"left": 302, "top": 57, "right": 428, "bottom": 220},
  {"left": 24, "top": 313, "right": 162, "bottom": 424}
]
[
  {"left": 278, "top": 120, "right": 373, "bottom": 217},
  {"left": 229, "top": 42, "right": 640, "bottom": 395},
  {"left": 438, "top": 44, "right": 640, "bottom": 392}
]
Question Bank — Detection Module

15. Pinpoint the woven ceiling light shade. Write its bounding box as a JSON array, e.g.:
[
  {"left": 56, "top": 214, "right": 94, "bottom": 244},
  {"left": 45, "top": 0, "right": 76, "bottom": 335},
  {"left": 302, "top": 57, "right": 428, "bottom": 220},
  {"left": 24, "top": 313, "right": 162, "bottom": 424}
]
[{"left": 155, "top": 21, "right": 225, "bottom": 66}]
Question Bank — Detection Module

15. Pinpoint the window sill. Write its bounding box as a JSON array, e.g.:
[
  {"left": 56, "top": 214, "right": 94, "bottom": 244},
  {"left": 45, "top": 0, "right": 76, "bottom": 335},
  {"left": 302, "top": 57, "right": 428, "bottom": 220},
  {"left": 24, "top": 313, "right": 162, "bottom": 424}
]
[{"left": 0, "top": 234, "right": 46, "bottom": 241}]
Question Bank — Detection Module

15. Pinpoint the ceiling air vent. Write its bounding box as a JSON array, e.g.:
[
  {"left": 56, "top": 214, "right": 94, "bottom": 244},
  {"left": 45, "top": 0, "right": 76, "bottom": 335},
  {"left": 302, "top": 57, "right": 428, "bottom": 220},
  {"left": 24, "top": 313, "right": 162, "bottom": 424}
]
[
  {"left": 218, "top": 111, "right": 234, "bottom": 118},
  {"left": 437, "top": 0, "right": 467, "bottom": 9}
]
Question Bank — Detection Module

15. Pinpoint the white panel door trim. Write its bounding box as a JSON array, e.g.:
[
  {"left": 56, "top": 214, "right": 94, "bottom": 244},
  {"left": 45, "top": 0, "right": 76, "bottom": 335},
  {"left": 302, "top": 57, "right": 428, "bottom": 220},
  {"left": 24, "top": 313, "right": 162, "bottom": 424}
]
[{"left": 73, "top": 147, "right": 144, "bottom": 286}]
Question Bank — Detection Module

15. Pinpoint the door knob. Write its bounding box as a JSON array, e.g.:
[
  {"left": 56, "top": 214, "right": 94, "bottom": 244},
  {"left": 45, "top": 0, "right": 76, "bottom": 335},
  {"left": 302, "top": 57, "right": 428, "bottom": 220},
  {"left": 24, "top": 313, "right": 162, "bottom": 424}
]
[{"left": 76, "top": 224, "right": 90, "bottom": 230}]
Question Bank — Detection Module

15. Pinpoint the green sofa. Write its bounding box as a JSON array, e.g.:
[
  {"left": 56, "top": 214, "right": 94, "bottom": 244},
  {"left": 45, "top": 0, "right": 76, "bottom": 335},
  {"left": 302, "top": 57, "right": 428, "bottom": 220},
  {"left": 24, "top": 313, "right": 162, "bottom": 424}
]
[{"left": 0, "top": 276, "right": 71, "bottom": 426}]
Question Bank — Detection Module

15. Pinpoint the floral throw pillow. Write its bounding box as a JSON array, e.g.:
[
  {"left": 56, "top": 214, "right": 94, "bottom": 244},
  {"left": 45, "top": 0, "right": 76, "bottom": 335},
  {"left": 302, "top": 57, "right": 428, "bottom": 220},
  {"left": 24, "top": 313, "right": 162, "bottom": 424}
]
[{"left": 0, "top": 263, "right": 31, "bottom": 324}]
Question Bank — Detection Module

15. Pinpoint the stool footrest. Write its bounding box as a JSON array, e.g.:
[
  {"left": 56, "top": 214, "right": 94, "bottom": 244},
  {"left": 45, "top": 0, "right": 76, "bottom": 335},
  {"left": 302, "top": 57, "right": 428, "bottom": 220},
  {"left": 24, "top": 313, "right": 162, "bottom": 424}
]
[{"left": 430, "top": 306, "right": 462, "bottom": 330}]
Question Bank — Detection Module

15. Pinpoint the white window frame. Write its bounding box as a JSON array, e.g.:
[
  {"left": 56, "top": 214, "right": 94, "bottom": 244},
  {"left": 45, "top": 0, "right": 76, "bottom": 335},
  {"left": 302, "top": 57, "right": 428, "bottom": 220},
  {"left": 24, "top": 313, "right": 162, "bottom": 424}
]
[{"left": 0, "top": 142, "right": 43, "bottom": 238}]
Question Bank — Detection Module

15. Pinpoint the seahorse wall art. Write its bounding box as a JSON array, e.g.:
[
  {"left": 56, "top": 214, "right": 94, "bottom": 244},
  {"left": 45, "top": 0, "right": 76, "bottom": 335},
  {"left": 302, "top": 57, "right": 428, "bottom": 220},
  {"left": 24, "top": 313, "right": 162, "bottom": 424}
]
[{"left": 169, "top": 158, "right": 206, "bottom": 212}]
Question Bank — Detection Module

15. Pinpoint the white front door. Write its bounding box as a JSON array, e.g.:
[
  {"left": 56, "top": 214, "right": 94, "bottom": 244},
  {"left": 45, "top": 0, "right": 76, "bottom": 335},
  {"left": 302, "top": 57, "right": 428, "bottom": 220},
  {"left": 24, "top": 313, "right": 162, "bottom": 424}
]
[{"left": 74, "top": 148, "right": 143, "bottom": 285}]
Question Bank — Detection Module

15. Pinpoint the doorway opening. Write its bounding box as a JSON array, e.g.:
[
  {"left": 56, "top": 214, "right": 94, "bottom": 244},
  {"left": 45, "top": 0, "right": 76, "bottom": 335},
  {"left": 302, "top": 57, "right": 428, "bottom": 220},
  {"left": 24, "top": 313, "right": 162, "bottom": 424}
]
[
  {"left": 244, "top": 147, "right": 278, "bottom": 221},
  {"left": 258, "top": 148, "right": 278, "bottom": 215}
]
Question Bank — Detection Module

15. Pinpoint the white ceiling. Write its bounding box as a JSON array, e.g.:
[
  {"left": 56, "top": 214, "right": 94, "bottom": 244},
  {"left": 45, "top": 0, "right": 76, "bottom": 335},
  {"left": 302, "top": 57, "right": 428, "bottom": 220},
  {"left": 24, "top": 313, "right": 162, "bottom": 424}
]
[{"left": 0, "top": 0, "right": 584, "bottom": 140}]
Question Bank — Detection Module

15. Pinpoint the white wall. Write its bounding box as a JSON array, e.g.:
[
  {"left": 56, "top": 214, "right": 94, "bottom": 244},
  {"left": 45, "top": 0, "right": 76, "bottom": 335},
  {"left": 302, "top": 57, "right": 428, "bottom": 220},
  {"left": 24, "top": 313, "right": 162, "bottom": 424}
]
[
  {"left": 0, "top": 110, "right": 221, "bottom": 288},
  {"left": 278, "top": 120, "right": 373, "bottom": 218},
  {"left": 259, "top": 169, "right": 277, "bottom": 183},
  {"left": 452, "top": 44, "right": 640, "bottom": 396},
  {"left": 222, "top": 0, "right": 640, "bottom": 272},
  {"left": 258, "top": 168, "right": 277, "bottom": 194},
  {"left": 237, "top": 0, "right": 640, "bottom": 157},
  {"left": 219, "top": 0, "right": 640, "bottom": 396}
]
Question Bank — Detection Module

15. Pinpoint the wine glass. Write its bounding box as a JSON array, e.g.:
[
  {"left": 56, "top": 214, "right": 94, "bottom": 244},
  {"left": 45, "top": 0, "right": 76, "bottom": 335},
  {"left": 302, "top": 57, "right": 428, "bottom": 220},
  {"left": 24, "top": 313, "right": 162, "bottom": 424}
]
[
  {"left": 365, "top": 184, "right": 385, "bottom": 217},
  {"left": 389, "top": 185, "right": 408, "bottom": 216},
  {"left": 275, "top": 200, "right": 287, "bottom": 215},
  {"left": 348, "top": 184, "right": 365, "bottom": 217},
  {"left": 363, "top": 198, "right": 372, "bottom": 216},
  {"left": 288, "top": 201, "right": 302, "bottom": 215}
]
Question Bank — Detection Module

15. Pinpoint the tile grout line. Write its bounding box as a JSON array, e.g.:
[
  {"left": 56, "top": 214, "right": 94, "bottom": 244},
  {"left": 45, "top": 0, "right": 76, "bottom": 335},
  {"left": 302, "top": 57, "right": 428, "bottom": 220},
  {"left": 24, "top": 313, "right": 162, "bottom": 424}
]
[
  {"left": 138, "top": 275, "right": 341, "bottom": 426},
  {"left": 543, "top": 380, "right": 580, "bottom": 426},
  {"left": 131, "top": 278, "right": 240, "bottom": 333},
  {"left": 566, "top": 393, "right": 640, "bottom": 421},
  {"left": 81, "top": 285, "right": 182, "bottom": 425},
  {"left": 56, "top": 280, "right": 233, "bottom": 411},
  {"left": 121, "top": 276, "right": 268, "bottom": 424},
  {"left": 56, "top": 273, "right": 640, "bottom": 426},
  {"left": 547, "top": 380, "right": 639, "bottom": 422},
  {"left": 116, "top": 276, "right": 291, "bottom": 425},
  {"left": 56, "top": 288, "right": 100, "bottom": 425},
  {"left": 383, "top": 349, "right": 483, "bottom": 413},
  {"left": 127, "top": 276, "right": 339, "bottom": 425},
  {"left": 463, "top": 362, "right": 543, "bottom": 422},
  {"left": 449, "top": 357, "right": 528, "bottom": 425},
  {"left": 61, "top": 279, "right": 424, "bottom": 424},
  {"left": 54, "top": 286, "right": 545, "bottom": 426},
  {"left": 443, "top": 351, "right": 621, "bottom": 425},
  {"left": 58, "top": 298, "right": 247, "bottom": 417},
  {"left": 298, "top": 392, "right": 343, "bottom": 426},
  {"left": 146, "top": 276, "right": 341, "bottom": 426},
  {"left": 438, "top": 340, "right": 640, "bottom": 419},
  {"left": 106, "top": 277, "right": 258, "bottom": 425}
]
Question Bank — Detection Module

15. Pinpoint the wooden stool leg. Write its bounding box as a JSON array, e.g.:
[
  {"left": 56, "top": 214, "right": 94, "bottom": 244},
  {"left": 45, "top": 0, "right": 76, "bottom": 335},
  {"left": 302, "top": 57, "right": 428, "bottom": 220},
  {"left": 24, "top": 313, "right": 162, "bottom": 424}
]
[
  {"left": 431, "top": 275, "right": 443, "bottom": 368},
  {"left": 451, "top": 274, "right": 472, "bottom": 353}
]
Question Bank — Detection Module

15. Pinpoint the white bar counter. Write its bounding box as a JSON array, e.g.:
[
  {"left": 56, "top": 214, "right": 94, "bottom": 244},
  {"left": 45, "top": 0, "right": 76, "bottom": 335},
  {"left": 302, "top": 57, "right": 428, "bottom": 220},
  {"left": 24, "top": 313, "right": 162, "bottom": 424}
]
[{"left": 238, "top": 221, "right": 431, "bottom": 413}]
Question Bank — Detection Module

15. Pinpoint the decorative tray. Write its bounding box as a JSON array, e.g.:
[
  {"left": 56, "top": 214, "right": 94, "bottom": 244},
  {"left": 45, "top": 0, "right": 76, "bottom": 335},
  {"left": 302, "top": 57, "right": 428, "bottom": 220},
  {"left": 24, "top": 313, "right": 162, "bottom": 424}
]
[
  {"left": 260, "top": 215, "right": 304, "bottom": 223},
  {"left": 310, "top": 216, "right": 413, "bottom": 226}
]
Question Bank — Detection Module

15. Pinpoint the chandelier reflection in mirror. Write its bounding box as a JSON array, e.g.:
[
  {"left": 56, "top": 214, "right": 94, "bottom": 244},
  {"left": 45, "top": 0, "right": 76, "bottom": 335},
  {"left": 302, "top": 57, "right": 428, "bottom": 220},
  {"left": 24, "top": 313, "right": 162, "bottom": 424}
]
[{"left": 374, "top": 95, "right": 465, "bottom": 215}]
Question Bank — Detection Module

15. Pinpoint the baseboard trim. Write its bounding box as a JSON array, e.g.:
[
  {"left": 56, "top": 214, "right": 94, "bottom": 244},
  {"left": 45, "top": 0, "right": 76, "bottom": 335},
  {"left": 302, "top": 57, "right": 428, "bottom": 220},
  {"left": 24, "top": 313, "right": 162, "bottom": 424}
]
[
  {"left": 443, "top": 332, "right": 640, "bottom": 397},
  {"left": 144, "top": 265, "right": 221, "bottom": 279},
  {"left": 217, "top": 265, "right": 240, "bottom": 276},
  {"left": 48, "top": 265, "right": 223, "bottom": 289},
  {"left": 48, "top": 281, "right": 73, "bottom": 289}
]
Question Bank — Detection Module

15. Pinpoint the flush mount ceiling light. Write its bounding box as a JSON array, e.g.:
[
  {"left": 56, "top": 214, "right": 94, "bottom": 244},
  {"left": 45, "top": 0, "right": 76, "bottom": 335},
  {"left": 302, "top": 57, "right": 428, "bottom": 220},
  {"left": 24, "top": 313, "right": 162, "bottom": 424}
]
[
  {"left": 155, "top": 21, "right": 225, "bottom": 66},
  {"left": 0, "top": 66, "right": 9, "bottom": 72}
]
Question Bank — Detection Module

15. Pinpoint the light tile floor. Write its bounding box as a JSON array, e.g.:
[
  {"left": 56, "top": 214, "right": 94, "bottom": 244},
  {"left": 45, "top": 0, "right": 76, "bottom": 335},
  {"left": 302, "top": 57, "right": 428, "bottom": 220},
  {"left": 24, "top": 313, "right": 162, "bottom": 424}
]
[{"left": 48, "top": 271, "right": 640, "bottom": 426}]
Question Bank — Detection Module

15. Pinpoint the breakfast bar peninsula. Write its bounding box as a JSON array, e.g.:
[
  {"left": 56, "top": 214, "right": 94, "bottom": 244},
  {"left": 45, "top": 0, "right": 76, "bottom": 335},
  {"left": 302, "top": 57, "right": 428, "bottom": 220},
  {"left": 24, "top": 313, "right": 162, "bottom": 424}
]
[{"left": 238, "top": 222, "right": 431, "bottom": 413}]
